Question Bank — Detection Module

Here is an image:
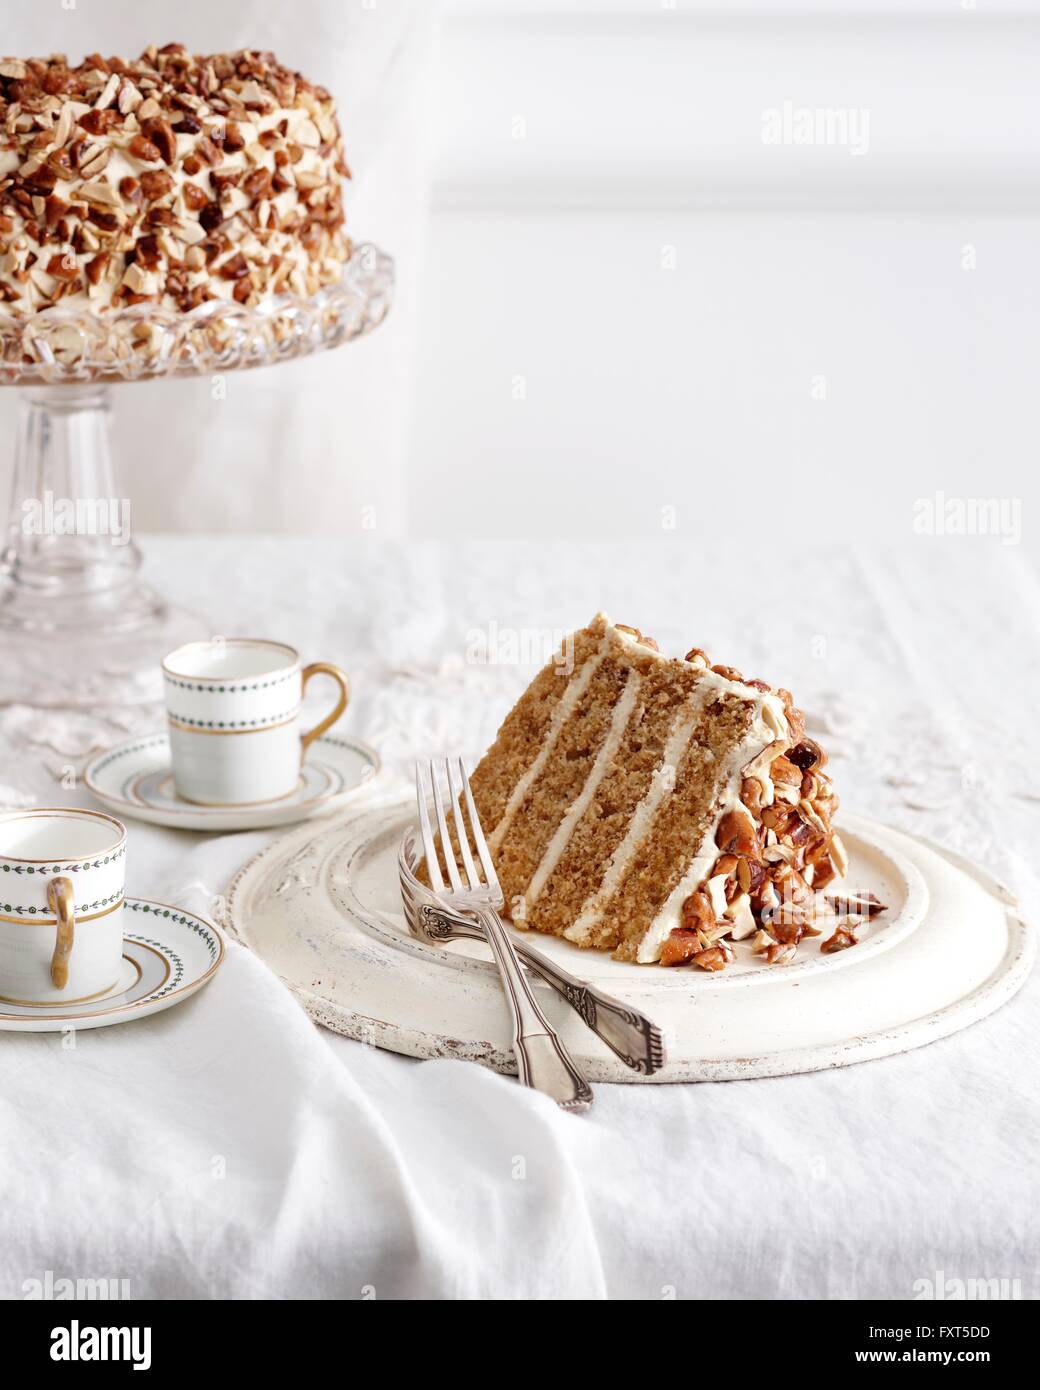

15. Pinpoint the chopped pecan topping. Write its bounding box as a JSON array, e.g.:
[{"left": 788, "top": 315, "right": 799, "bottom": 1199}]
[
  {"left": 182, "top": 182, "right": 209, "bottom": 211},
  {"left": 691, "top": 947, "right": 728, "bottom": 972},
  {"left": 763, "top": 942, "right": 797, "bottom": 966},
  {"left": 127, "top": 133, "right": 163, "bottom": 163},
  {"left": 616, "top": 623, "right": 659, "bottom": 651},
  {"left": 680, "top": 888, "right": 716, "bottom": 934},
  {"left": 139, "top": 169, "right": 174, "bottom": 201},
  {"left": 659, "top": 930, "right": 701, "bottom": 967},
  {"left": 820, "top": 922, "right": 861, "bottom": 954},
  {"left": 771, "top": 754, "right": 803, "bottom": 786},
  {"left": 84, "top": 252, "right": 110, "bottom": 285},
  {"left": 243, "top": 167, "right": 274, "bottom": 202},
  {"left": 141, "top": 117, "right": 177, "bottom": 164},
  {"left": 740, "top": 776, "right": 765, "bottom": 817},
  {"left": 826, "top": 892, "right": 885, "bottom": 918},
  {"left": 0, "top": 44, "right": 351, "bottom": 316},
  {"left": 716, "top": 809, "right": 759, "bottom": 857},
  {"left": 44, "top": 195, "right": 69, "bottom": 226},
  {"left": 45, "top": 252, "right": 80, "bottom": 282},
  {"left": 788, "top": 738, "right": 825, "bottom": 771},
  {"left": 218, "top": 251, "right": 249, "bottom": 280}
]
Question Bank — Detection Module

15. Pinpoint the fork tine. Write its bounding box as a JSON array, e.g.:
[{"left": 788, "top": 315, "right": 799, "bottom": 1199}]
[
  {"left": 460, "top": 760, "right": 501, "bottom": 895},
  {"left": 429, "top": 759, "right": 463, "bottom": 892},
  {"left": 446, "top": 758, "right": 480, "bottom": 888},
  {"left": 415, "top": 764, "right": 445, "bottom": 892}
]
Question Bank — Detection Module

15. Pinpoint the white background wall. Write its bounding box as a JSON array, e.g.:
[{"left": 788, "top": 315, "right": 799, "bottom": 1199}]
[
  {"left": 409, "top": 0, "right": 1039, "bottom": 556},
  {"left": 1, "top": 1, "right": 1037, "bottom": 557}
]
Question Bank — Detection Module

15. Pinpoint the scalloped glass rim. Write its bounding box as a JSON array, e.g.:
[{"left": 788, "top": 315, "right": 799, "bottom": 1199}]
[{"left": 0, "top": 242, "right": 393, "bottom": 385}]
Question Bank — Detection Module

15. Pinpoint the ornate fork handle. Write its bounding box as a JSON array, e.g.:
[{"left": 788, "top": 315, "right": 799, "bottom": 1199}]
[
  {"left": 470, "top": 905, "right": 593, "bottom": 1112},
  {"left": 420, "top": 904, "right": 666, "bottom": 1075}
]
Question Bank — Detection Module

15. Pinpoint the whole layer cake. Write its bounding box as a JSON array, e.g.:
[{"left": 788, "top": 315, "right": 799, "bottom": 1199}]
[
  {"left": 469, "top": 614, "right": 862, "bottom": 969},
  {"left": 0, "top": 44, "right": 350, "bottom": 316}
]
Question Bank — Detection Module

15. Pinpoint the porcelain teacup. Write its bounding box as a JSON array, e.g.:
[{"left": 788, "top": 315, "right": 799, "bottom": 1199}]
[
  {"left": 0, "top": 807, "right": 127, "bottom": 1006},
  {"left": 162, "top": 638, "right": 351, "bottom": 806}
]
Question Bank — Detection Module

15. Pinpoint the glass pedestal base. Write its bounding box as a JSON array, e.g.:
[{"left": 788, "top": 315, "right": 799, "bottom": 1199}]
[
  {"left": 0, "top": 245, "right": 393, "bottom": 731},
  {"left": 0, "top": 383, "right": 204, "bottom": 715}
]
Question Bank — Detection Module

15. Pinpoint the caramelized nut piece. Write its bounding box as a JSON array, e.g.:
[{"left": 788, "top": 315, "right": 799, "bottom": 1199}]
[
  {"left": 691, "top": 946, "right": 728, "bottom": 972},
  {"left": 764, "top": 943, "right": 797, "bottom": 966},
  {"left": 127, "top": 133, "right": 162, "bottom": 162},
  {"left": 829, "top": 833, "right": 849, "bottom": 877},
  {"left": 141, "top": 117, "right": 176, "bottom": 164},
  {"left": 716, "top": 809, "right": 759, "bottom": 857},
  {"left": 810, "top": 855, "right": 838, "bottom": 891},
  {"left": 45, "top": 252, "right": 79, "bottom": 282},
  {"left": 736, "top": 856, "right": 752, "bottom": 895},
  {"left": 767, "top": 916, "right": 806, "bottom": 946},
  {"left": 740, "top": 776, "right": 765, "bottom": 817},
  {"left": 616, "top": 623, "right": 659, "bottom": 651},
  {"left": 182, "top": 181, "right": 209, "bottom": 211},
  {"left": 821, "top": 925, "right": 859, "bottom": 954},
  {"left": 659, "top": 930, "right": 701, "bottom": 967},
  {"left": 826, "top": 892, "right": 885, "bottom": 918},
  {"left": 771, "top": 754, "right": 802, "bottom": 786},
  {"left": 788, "top": 738, "right": 826, "bottom": 771},
  {"left": 680, "top": 888, "right": 716, "bottom": 934},
  {"left": 777, "top": 689, "right": 806, "bottom": 739},
  {"left": 140, "top": 169, "right": 174, "bottom": 200}
]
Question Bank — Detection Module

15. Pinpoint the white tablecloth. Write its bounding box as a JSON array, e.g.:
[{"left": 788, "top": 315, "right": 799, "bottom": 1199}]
[{"left": 1, "top": 537, "right": 1037, "bottom": 1300}]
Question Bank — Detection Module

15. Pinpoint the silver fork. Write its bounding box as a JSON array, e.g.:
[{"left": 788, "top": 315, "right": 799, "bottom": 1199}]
[
  {"left": 416, "top": 758, "right": 594, "bottom": 1112},
  {"left": 401, "top": 854, "right": 666, "bottom": 1075}
]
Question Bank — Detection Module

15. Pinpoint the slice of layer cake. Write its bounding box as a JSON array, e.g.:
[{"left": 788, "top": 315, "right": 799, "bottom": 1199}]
[{"left": 468, "top": 614, "right": 848, "bottom": 969}]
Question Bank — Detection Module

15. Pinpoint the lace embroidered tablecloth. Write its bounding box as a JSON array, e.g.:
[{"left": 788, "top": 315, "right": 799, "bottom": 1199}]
[{"left": 0, "top": 536, "right": 1036, "bottom": 1298}]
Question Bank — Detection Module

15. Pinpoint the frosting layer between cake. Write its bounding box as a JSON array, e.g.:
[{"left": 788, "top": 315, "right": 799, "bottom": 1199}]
[{"left": 469, "top": 614, "right": 846, "bottom": 969}]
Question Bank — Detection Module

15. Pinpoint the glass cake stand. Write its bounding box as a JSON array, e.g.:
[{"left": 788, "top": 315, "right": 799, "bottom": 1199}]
[{"left": 0, "top": 244, "right": 393, "bottom": 715}]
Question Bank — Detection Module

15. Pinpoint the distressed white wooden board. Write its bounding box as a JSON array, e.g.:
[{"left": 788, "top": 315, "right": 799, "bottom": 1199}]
[{"left": 224, "top": 801, "right": 1034, "bottom": 1083}]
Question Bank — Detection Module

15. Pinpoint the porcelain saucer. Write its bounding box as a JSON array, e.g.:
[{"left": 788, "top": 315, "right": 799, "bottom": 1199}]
[
  {"left": 84, "top": 731, "right": 381, "bottom": 832},
  {"left": 0, "top": 896, "right": 224, "bottom": 1032}
]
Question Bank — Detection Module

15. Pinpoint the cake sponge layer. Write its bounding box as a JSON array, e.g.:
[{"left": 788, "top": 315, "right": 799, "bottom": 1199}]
[{"left": 467, "top": 614, "right": 846, "bottom": 970}]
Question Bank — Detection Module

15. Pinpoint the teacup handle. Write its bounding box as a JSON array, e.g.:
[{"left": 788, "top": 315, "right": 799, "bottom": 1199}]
[
  {"left": 47, "top": 876, "right": 75, "bottom": 990},
  {"left": 299, "top": 663, "right": 351, "bottom": 761}
]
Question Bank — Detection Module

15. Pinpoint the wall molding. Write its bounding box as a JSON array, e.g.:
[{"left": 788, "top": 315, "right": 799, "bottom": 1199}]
[{"left": 434, "top": 8, "right": 1040, "bottom": 212}]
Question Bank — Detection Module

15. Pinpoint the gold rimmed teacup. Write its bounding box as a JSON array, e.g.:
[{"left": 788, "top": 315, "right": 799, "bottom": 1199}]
[
  {"left": 162, "top": 638, "right": 351, "bottom": 806},
  {"left": 0, "top": 807, "right": 126, "bottom": 1005}
]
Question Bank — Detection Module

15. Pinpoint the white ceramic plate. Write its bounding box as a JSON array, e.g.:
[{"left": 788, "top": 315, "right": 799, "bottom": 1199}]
[
  {"left": 224, "top": 800, "right": 1034, "bottom": 1082},
  {"left": 0, "top": 896, "right": 224, "bottom": 1032},
  {"left": 84, "top": 731, "right": 381, "bottom": 832},
  {"left": 395, "top": 820, "right": 928, "bottom": 988}
]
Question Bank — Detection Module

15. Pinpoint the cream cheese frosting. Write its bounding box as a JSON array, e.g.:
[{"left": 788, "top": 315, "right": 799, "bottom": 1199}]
[{"left": 588, "top": 620, "right": 792, "bottom": 962}]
